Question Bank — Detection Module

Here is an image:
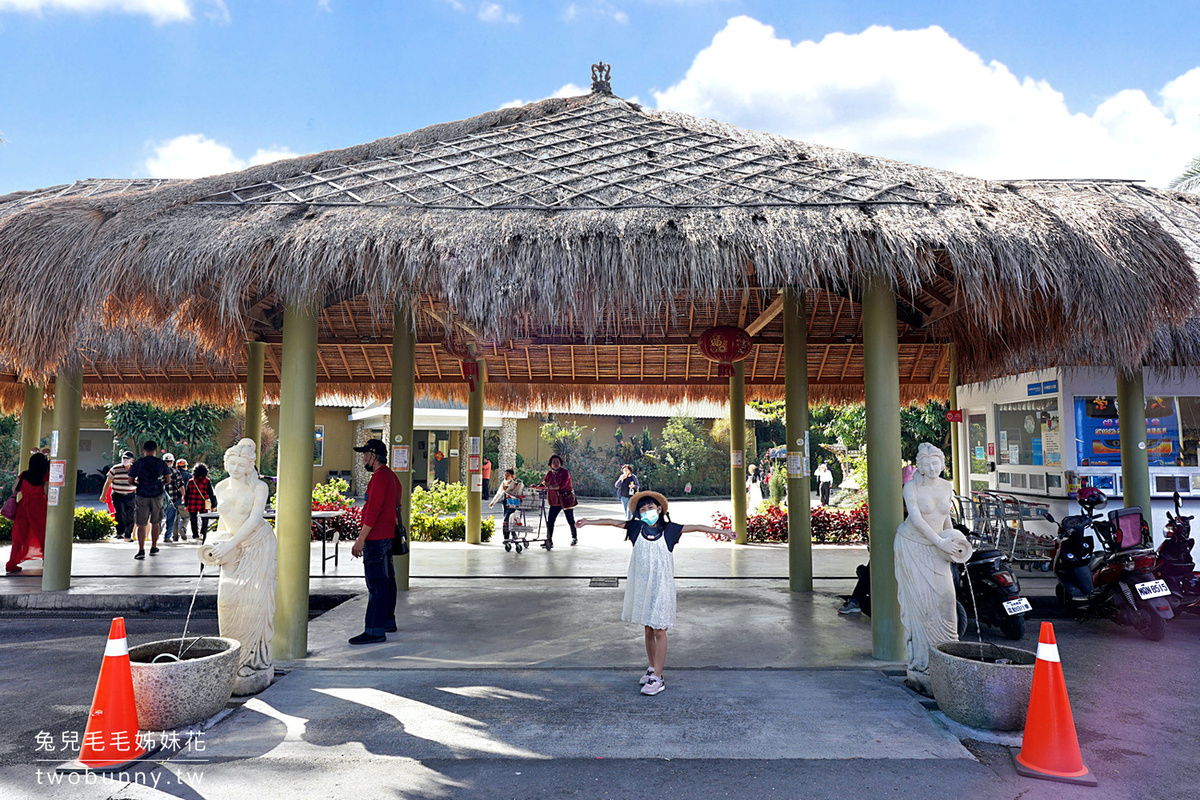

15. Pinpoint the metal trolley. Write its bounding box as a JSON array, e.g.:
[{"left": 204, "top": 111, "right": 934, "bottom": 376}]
[
  {"left": 956, "top": 491, "right": 1057, "bottom": 570},
  {"left": 502, "top": 487, "right": 547, "bottom": 553}
]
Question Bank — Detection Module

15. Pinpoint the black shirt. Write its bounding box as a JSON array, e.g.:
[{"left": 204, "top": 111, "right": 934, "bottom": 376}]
[
  {"left": 624, "top": 519, "right": 685, "bottom": 552},
  {"left": 129, "top": 456, "right": 171, "bottom": 498}
]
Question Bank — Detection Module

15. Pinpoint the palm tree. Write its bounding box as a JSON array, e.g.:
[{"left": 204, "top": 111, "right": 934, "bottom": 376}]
[{"left": 1170, "top": 156, "right": 1200, "bottom": 193}]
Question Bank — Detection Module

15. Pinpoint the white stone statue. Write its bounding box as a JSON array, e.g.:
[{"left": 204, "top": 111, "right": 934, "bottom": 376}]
[
  {"left": 198, "top": 438, "right": 277, "bottom": 696},
  {"left": 894, "top": 442, "right": 973, "bottom": 694}
]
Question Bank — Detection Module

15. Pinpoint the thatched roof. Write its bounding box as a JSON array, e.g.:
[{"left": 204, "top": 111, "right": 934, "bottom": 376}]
[{"left": 0, "top": 88, "right": 1196, "bottom": 410}]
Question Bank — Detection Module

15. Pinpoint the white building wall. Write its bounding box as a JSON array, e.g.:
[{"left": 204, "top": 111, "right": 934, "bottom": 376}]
[{"left": 956, "top": 366, "right": 1200, "bottom": 546}]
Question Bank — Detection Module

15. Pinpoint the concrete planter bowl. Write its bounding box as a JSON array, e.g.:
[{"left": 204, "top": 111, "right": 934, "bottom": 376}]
[
  {"left": 128, "top": 637, "right": 241, "bottom": 731},
  {"left": 928, "top": 641, "right": 1037, "bottom": 731}
]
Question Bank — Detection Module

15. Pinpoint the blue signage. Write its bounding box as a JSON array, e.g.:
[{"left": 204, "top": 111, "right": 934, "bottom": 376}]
[
  {"left": 1027, "top": 383, "right": 1043, "bottom": 397},
  {"left": 1041, "top": 380, "right": 1058, "bottom": 394},
  {"left": 1074, "top": 395, "right": 1180, "bottom": 467}
]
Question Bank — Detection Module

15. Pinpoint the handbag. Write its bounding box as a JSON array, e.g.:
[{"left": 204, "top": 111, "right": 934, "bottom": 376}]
[
  {"left": 1, "top": 491, "right": 17, "bottom": 521},
  {"left": 392, "top": 472, "right": 409, "bottom": 556},
  {"left": 559, "top": 489, "right": 578, "bottom": 510}
]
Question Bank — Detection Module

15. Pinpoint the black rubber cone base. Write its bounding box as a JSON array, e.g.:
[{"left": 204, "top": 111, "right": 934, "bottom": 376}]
[{"left": 1011, "top": 748, "right": 1098, "bottom": 787}]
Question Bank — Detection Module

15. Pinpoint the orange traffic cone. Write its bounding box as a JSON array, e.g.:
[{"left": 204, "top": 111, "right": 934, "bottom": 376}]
[
  {"left": 60, "top": 617, "right": 150, "bottom": 772},
  {"left": 1011, "top": 622, "right": 1098, "bottom": 786}
]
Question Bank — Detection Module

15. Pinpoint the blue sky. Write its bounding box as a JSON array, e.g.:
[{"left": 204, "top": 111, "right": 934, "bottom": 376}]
[{"left": 1, "top": 0, "right": 1198, "bottom": 194}]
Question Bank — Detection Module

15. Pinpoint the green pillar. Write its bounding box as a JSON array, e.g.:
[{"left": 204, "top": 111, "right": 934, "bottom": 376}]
[
  {"left": 948, "top": 344, "right": 963, "bottom": 497},
  {"left": 18, "top": 382, "right": 42, "bottom": 471},
  {"left": 42, "top": 368, "right": 82, "bottom": 591},
  {"left": 784, "top": 288, "right": 813, "bottom": 591},
  {"left": 862, "top": 278, "right": 906, "bottom": 662},
  {"left": 245, "top": 341, "right": 266, "bottom": 467},
  {"left": 390, "top": 301, "right": 415, "bottom": 590},
  {"left": 466, "top": 359, "right": 485, "bottom": 544},
  {"left": 1117, "top": 368, "right": 1152, "bottom": 525},
  {"left": 273, "top": 306, "right": 318, "bottom": 661},
  {"left": 730, "top": 360, "right": 748, "bottom": 544}
]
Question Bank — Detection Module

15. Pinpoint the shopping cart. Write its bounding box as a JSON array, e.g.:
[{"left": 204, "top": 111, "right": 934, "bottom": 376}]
[
  {"left": 961, "top": 491, "right": 1057, "bottom": 570},
  {"left": 503, "top": 487, "right": 546, "bottom": 553}
]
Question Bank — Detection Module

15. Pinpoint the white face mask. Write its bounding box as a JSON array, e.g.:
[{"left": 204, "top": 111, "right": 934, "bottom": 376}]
[{"left": 640, "top": 508, "right": 660, "bottom": 526}]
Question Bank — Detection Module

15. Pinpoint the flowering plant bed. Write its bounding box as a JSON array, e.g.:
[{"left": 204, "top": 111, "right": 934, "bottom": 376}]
[{"left": 707, "top": 501, "right": 869, "bottom": 544}]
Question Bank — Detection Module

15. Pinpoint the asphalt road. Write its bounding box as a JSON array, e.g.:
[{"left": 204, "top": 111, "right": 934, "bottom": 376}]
[{"left": 0, "top": 611, "right": 1196, "bottom": 800}]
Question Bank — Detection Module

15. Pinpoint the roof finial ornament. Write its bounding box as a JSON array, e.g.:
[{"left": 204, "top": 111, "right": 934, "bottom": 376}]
[{"left": 591, "top": 62, "right": 612, "bottom": 94}]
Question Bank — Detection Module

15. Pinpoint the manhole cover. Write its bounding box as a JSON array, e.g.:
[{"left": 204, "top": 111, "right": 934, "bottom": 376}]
[{"left": 588, "top": 577, "right": 619, "bottom": 588}]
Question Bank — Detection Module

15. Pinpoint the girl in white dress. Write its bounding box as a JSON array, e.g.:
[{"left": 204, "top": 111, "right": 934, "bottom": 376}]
[{"left": 577, "top": 491, "right": 733, "bottom": 696}]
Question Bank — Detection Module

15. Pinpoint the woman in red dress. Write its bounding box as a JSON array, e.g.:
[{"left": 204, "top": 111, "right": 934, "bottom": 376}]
[{"left": 6, "top": 453, "right": 49, "bottom": 573}]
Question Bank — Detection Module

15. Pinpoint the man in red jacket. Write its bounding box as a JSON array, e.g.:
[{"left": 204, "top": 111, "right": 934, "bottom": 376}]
[{"left": 349, "top": 439, "right": 399, "bottom": 645}]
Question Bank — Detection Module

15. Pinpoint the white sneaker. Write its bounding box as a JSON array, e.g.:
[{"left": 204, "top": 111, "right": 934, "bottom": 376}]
[
  {"left": 640, "top": 676, "right": 665, "bottom": 696},
  {"left": 638, "top": 667, "right": 656, "bottom": 686}
]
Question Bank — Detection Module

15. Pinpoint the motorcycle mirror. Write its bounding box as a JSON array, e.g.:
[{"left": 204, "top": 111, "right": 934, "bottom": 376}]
[{"left": 1043, "top": 513, "right": 1055, "bottom": 524}]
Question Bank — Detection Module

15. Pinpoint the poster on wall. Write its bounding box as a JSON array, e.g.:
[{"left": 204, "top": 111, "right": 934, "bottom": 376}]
[
  {"left": 731, "top": 450, "right": 743, "bottom": 467},
  {"left": 1074, "top": 396, "right": 1180, "bottom": 467},
  {"left": 471, "top": 474, "right": 483, "bottom": 492},
  {"left": 392, "top": 445, "right": 410, "bottom": 472}
]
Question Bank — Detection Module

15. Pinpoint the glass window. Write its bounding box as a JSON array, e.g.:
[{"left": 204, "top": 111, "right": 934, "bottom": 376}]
[
  {"left": 969, "top": 413, "right": 988, "bottom": 475},
  {"left": 1177, "top": 397, "right": 1200, "bottom": 467},
  {"left": 314, "top": 425, "right": 325, "bottom": 467},
  {"left": 1075, "top": 396, "right": 1182, "bottom": 467},
  {"left": 995, "top": 398, "right": 1060, "bottom": 467}
]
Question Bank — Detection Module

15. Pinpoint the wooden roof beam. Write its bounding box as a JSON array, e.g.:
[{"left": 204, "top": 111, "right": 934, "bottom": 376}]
[{"left": 745, "top": 292, "right": 783, "bottom": 337}]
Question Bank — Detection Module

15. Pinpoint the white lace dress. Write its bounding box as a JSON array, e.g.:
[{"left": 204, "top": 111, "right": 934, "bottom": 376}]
[{"left": 622, "top": 528, "right": 677, "bottom": 631}]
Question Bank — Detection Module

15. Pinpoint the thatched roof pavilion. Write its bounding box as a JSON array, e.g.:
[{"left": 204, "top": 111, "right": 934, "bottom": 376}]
[
  {"left": 0, "top": 89, "right": 1196, "bottom": 411},
  {"left": 5, "top": 73, "right": 1200, "bottom": 663}
]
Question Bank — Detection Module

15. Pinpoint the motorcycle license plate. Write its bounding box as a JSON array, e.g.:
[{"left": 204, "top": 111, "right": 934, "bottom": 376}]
[
  {"left": 1002, "top": 598, "right": 1032, "bottom": 616},
  {"left": 1135, "top": 579, "right": 1171, "bottom": 599}
]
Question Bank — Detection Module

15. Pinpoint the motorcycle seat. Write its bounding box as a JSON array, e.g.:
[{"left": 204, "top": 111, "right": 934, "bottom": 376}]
[{"left": 969, "top": 548, "right": 1004, "bottom": 562}]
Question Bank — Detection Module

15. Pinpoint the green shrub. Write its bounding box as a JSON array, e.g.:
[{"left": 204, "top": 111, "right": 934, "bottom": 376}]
[
  {"left": 410, "top": 512, "right": 494, "bottom": 542},
  {"left": 0, "top": 507, "right": 115, "bottom": 542},
  {"left": 75, "top": 507, "right": 116, "bottom": 541},
  {"left": 410, "top": 481, "right": 468, "bottom": 515},
  {"left": 769, "top": 467, "right": 787, "bottom": 505}
]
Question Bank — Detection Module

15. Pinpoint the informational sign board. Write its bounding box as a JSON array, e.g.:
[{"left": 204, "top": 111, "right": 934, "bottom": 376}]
[
  {"left": 50, "top": 431, "right": 59, "bottom": 458},
  {"left": 468, "top": 455, "right": 481, "bottom": 473},
  {"left": 471, "top": 474, "right": 483, "bottom": 492},
  {"left": 469, "top": 437, "right": 481, "bottom": 456},
  {"left": 945, "top": 409, "right": 963, "bottom": 423},
  {"left": 787, "top": 452, "right": 805, "bottom": 476},
  {"left": 49, "top": 460, "right": 67, "bottom": 487},
  {"left": 731, "top": 449, "right": 743, "bottom": 468},
  {"left": 48, "top": 487, "right": 60, "bottom": 507},
  {"left": 449, "top": 449, "right": 460, "bottom": 458},
  {"left": 987, "top": 443, "right": 995, "bottom": 457},
  {"left": 392, "top": 445, "right": 410, "bottom": 473}
]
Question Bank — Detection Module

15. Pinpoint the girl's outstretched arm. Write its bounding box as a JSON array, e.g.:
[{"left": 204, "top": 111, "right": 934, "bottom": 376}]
[
  {"left": 575, "top": 517, "right": 627, "bottom": 528},
  {"left": 681, "top": 524, "right": 736, "bottom": 540}
]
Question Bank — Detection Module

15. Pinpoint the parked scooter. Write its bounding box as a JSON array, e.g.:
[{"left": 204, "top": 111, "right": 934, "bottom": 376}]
[
  {"left": 1048, "top": 487, "right": 1173, "bottom": 641},
  {"left": 952, "top": 524, "right": 1029, "bottom": 640},
  {"left": 1154, "top": 491, "right": 1200, "bottom": 617}
]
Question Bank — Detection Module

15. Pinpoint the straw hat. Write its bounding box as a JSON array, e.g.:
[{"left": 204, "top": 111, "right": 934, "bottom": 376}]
[{"left": 628, "top": 490, "right": 668, "bottom": 514}]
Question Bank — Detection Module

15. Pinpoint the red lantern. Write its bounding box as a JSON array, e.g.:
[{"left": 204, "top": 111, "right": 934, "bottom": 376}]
[{"left": 698, "top": 327, "right": 754, "bottom": 377}]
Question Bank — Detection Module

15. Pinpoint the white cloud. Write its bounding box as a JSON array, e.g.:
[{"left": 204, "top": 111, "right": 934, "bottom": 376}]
[
  {"left": 652, "top": 17, "right": 1200, "bottom": 187},
  {"left": 143, "top": 134, "right": 298, "bottom": 179},
  {"left": 500, "top": 82, "right": 590, "bottom": 109},
  {"left": 440, "top": 0, "right": 465, "bottom": 9},
  {"left": 0, "top": 0, "right": 227, "bottom": 24},
  {"left": 317, "top": 0, "right": 331, "bottom": 10},
  {"left": 564, "top": 2, "right": 628, "bottom": 24},
  {"left": 477, "top": 1, "right": 517, "bottom": 23}
]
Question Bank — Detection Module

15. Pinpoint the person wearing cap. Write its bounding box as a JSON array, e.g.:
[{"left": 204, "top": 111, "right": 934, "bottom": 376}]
[
  {"left": 173, "top": 458, "right": 192, "bottom": 541},
  {"left": 349, "top": 438, "right": 400, "bottom": 645},
  {"left": 577, "top": 492, "right": 734, "bottom": 696},
  {"left": 101, "top": 450, "right": 137, "bottom": 541},
  {"left": 161, "top": 453, "right": 181, "bottom": 543}
]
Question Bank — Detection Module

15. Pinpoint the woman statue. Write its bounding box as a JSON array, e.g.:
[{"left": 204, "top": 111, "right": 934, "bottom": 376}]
[
  {"left": 199, "top": 438, "right": 276, "bottom": 696},
  {"left": 894, "top": 442, "right": 972, "bottom": 694}
]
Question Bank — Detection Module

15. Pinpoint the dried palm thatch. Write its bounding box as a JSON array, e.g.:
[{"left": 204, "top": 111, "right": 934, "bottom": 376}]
[{"left": 0, "top": 91, "right": 1195, "bottom": 399}]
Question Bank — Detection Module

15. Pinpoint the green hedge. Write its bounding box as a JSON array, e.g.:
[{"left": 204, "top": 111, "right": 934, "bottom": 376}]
[
  {"left": 410, "top": 513, "right": 494, "bottom": 542},
  {"left": 0, "top": 507, "right": 116, "bottom": 543}
]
